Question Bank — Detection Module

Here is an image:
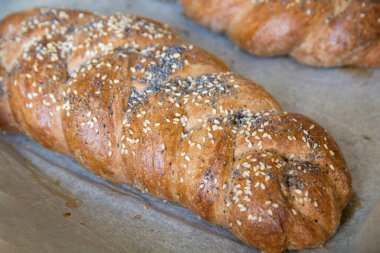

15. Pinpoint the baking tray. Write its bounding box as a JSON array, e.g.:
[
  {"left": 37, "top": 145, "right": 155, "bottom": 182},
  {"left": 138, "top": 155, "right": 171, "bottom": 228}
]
[{"left": 1, "top": 0, "right": 379, "bottom": 252}]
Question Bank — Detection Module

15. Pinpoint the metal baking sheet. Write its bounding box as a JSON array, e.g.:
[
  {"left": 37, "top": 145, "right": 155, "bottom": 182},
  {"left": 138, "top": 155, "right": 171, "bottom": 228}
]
[{"left": 0, "top": 0, "right": 379, "bottom": 252}]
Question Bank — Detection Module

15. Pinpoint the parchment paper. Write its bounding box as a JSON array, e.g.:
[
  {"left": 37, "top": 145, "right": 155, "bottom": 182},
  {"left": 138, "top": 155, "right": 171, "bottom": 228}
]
[{"left": 0, "top": 0, "right": 379, "bottom": 252}]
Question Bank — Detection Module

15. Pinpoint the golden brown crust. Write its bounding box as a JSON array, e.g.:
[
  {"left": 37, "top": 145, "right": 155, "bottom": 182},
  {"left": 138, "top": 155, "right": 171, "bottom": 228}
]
[
  {"left": 0, "top": 8, "right": 352, "bottom": 253},
  {"left": 181, "top": 0, "right": 380, "bottom": 67}
]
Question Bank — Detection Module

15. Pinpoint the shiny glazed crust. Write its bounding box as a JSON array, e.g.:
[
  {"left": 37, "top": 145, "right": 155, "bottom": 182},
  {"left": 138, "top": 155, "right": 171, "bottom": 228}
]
[{"left": 0, "top": 8, "right": 351, "bottom": 253}]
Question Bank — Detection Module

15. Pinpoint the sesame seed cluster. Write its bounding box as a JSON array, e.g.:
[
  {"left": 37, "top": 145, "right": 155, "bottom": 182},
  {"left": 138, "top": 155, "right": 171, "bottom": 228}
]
[{"left": 0, "top": 8, "right": 352, "bottom": 253}]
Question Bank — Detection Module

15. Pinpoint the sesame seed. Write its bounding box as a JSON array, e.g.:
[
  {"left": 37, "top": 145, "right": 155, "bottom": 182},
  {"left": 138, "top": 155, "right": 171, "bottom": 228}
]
[{"left": 242, "top": 162, "right": 251, "bottom": 168}]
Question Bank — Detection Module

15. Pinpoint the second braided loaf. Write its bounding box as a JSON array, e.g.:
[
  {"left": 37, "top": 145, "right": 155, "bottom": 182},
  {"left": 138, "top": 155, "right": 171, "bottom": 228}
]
[{"left": 181, "top": 0, "right": 380, "bottom": 67}]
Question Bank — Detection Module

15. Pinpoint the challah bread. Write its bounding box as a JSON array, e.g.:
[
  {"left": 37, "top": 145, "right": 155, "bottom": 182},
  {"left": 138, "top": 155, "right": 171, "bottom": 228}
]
[
  {"left": 181, "top": 0, "right": 380, "bottom": 67},
  {"left": 0, "top": 8, "right": 351, "bottom": 253}
]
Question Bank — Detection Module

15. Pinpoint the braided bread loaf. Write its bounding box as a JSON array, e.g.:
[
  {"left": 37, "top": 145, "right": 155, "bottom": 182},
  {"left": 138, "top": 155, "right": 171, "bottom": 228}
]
[
  {"left": 181, "top": 0, "right": 380, "bottom": 67},
  {"left": 0, "top": 8, "right": 351, "bottom": 253}
]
